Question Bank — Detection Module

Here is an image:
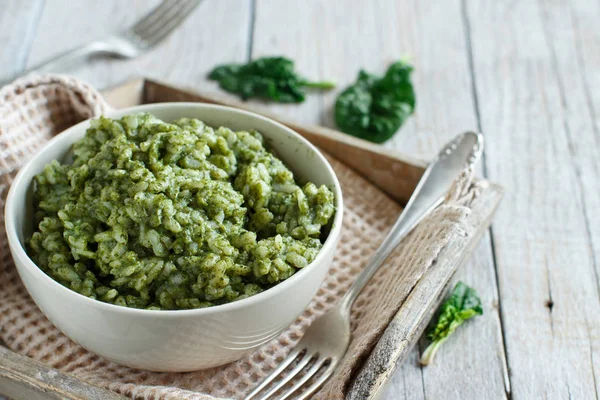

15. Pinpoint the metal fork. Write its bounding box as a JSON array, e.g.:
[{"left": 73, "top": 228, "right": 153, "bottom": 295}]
[
  {"left": 1, "top": 0, "right": 202, "bottom": 84},
  {"left": 244, "top": 132, "right": 484, "bottom": 400}
]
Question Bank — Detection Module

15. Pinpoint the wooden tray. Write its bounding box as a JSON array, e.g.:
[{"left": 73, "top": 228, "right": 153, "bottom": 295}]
[{"left": 0, "top": 78, "right": 503, "bottom": 400}]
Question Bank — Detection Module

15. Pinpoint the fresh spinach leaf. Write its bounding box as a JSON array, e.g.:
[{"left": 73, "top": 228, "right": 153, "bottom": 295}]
[
  {"left": 420, "top": 281, "right": 483, "bottom": 366},
  {"left": 208, "top": 57, "right": 334, "bottom": 103},
  {"left": 334, "top": 61, "right": 415, "bottom": 143}
]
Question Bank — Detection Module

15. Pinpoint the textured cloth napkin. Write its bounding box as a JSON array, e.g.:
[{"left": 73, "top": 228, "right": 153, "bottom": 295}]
[{"left": 0, "top": 75, "right": 478, "bottom": 399}]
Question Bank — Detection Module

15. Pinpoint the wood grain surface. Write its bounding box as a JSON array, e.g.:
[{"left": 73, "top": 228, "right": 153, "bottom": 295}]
[
  {"left": 466, "top": 0, "right": 600, "bottom": 398},
  {"left": 1, "top": 0, "right": 598, "bottom": 399},
  {"left": 0, "top": 348, "right": 125, "bottom": 400}
]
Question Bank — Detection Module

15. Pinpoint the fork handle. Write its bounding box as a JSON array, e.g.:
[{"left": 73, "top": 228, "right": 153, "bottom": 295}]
[
  {"left": 338, "top": 132, "right": 484, "bottom": 314},
  {"left": 0, "top": 42, "right": 111, "bottom": 87}
]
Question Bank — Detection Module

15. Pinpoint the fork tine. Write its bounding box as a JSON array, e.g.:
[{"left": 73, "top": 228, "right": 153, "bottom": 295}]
[
  {"left": 255, "top": 353, "right": 316, "bottom": 400},
  {"left": 134, "top": 0, "right": 192, "bottom": 36},
  {"left": 243, "top": 348, "right": 303, "bottom": 400},
  {"left": 278, "top": 357, "right": 328, "bottom": 400},
  {"left": 136, "top": 0, "right": 201, "bottom": 46},
  {"left": 294, "top": 361, "right": 337, "bottom": 400},
  {"left": 129, "top": 1, "right": 174, "bottom": 34}
]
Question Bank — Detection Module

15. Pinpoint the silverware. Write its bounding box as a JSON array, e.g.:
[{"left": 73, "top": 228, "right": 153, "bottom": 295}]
[
  {"left": 1, "top": 0, "right": 202, "bottom": 85},
  {"left": 244, "top": 132, "right": 484, "bottom": 400}
]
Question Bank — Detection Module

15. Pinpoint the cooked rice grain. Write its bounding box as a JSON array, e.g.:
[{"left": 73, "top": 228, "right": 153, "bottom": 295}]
[{"left": 28, "top": 114, "right": 335, "bottom": 309}]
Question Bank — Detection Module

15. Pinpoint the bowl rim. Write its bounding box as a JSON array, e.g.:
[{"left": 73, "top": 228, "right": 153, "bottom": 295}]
[{"left": 5, "top": 102, "right": 344, "bottom": 317}]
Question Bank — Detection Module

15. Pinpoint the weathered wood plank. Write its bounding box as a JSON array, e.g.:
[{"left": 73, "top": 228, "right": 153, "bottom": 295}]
[
  {"left": 565, "top": 0, "right": 600, "bottom": 392},
  {"left": 25, "top": 0, "right": 252, "bottom": 93},
  {"left": 540, "top": 0, "right": 600, "bottom": 395},
  {"left": 1, "top": 0, "right": 536, "bottom": 398},
  {"left": 382, "top": 1, "right": 510, "bottom": 397},
  {"left": 317, "top": 0, "right": 477, "bottom": 159},
  {"left": 0, "top": 347, "right": 125, "bottom": 400},
  {"left": 0, "top": 3, "right": 43, "bottom": 399},
  {"left": 466, "top": 0, "right": 600, "bottom": 398},
  {"left": 354, "top": 182, "right": 504, "bottom": 400},
  {"left": 313, "top": 0, "right": 508, "bottom": 398},
  {"left": 248, "top": 0, "right": 323, "bottom": 124},
  {"left": 0, "top": 0, "right": 44, "bottom": 78},
  {"left": 1, "top": 75, "right": 503, "bottom": 399},
  {"left": 1, "top": 1, "right": 250, "bottom": 399},
  {"left": 250, "top": 0, "right": 508, "bottom": 398},
  {"left": 132, "top": 80, "right": 503, "bottom": 400}
]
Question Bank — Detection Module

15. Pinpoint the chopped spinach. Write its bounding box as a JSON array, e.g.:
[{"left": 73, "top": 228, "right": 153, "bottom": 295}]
[
  {"left": 208, "top": 56, "right": 335, "bottom": 103},
  {"left": 420, "top": 282, "right": 483, "bottom": 366},
  {"left": 334, "top": 61, "right": 415, "bottom": 143}
]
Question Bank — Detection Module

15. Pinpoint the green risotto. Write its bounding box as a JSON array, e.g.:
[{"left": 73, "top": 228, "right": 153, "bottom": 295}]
[{"left": 28, "top": 114, "right": 335, "bottom": 310}]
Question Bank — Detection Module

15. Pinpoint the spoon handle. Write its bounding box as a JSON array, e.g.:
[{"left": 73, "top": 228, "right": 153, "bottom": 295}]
[{"left": 339, "top": 132, "right": 484, "bottom": 313}]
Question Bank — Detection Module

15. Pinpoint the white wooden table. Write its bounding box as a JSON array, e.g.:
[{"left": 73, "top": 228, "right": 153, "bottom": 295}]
[{"left": 2, "top": 1, "right": 599, "bottom": 399}]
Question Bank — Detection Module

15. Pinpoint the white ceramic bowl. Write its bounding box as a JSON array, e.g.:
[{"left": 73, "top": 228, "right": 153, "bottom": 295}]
[{"left": 5, "top": 103, "right": 343, "bottom": 372}]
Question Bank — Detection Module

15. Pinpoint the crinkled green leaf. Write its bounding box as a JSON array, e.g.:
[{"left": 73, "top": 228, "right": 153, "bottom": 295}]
[
  {"left": 209, "top": 57, "right": 334, "bottom": 103},
  {"left": 420, "top": 282, "right": 482, "bottom": 365},
  {"left": 334, "top": 61, "right": 416, "bottom": 143}
]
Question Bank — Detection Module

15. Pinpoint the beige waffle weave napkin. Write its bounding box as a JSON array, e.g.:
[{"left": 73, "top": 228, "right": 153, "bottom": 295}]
[{"left": 0, "top": 75, "right": 478, "bottom": 400}]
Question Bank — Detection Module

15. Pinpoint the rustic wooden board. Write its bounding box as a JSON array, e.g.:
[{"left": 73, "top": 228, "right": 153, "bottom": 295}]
[
  {"left": 114, "top": 79, "right": 503, "bottom": 399},
  {"left": 542, "top": 1, "right": 600, "bottom": 394},
  {"left": 320, "top": 1, "right": 509, "bottom": 398},
  {"left": 10, "top": 0, "right": 600, "bottom": 398},
  {"left": 0, "top": 348, "right": 124, "bottom": 400},
  {"left": 0, "top": 0, "right": 44, "bottom": 79},
  {"left": 0, "top": 77, "right": 502, "bottom": 399},
  {"left": 353, "top": 181, "right": 504, "bottom": 400},
  {"left": 25, "top": 0, "right": 253, "bottom": 95},
  {"left": 0, "top": 1, "right": 508, "bottom": 399},
  {"left": 3, "top": 0, "right": 600, "bottom": 398},
  {"left": 241, "top": 1, "right": 509, "bottom": 398},
  {"left": 2, "top": 3, "right": 252, "bottom": 399},
  {"left": 0, "top": 1, "right": 45, "bottom": 398},
  {"left": 466, "top": 0, "right": 600, "bottom": 398}
]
